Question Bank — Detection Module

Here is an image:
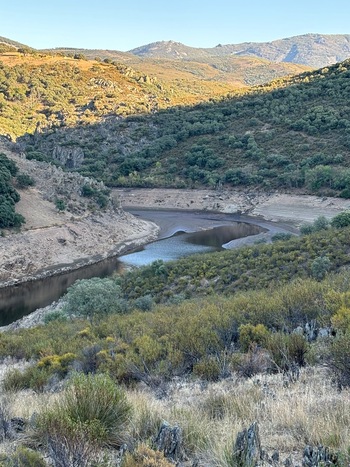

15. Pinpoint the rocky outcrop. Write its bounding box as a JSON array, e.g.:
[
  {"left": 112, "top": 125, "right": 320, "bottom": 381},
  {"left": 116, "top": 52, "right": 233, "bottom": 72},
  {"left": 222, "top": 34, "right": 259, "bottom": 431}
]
[
  {"left": 52, "top": 145, "right": 84, "bottom": 168},
  {"left": 233, "top": 422, "right": 263, "bottom": 466},
  {"left": 153, "top": 421, "right": 185, "bottom": 463},
  {"left": 302, "top": 445, "right": 338, "bottom": 466}
]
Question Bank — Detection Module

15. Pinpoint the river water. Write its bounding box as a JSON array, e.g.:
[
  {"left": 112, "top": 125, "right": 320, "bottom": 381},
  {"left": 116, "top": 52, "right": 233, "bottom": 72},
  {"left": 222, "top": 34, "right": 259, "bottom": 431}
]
[{"left": 0, "top": 209, "right": 292, "bottom": 325}]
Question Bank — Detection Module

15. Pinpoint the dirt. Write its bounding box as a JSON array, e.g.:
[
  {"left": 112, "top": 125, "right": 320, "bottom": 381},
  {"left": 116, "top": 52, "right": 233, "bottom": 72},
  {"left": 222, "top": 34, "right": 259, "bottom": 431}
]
[
  {"left": 0, "top": 144, "right": 159, "bottom": 287},
  {"left": 115, "top": 188, "right": 350, "bottom": 225}
]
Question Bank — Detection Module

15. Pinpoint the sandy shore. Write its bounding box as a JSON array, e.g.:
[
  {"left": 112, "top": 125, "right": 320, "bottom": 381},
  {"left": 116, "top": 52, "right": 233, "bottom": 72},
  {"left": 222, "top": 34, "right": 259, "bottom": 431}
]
[{"left": 115, "top": 188, "right": 350, "bottom": 225}]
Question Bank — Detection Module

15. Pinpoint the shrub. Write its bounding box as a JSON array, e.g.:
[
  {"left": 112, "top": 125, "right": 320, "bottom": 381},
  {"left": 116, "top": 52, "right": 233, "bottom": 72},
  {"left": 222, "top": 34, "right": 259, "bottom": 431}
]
[
  {"left": 123, "top": 444, "right": 173, "bottom": 467},
  {"left": 331, "top": 211, "right": 350, "bottom": 228},
  {"left": 43, "top": 310, "right": 67, "bottom": 324},
  {"left": 37, "top": 373, "right": 131, "bottom": 447},
  {"left": 134, "top": 294, "right": 154, "bottom": 311},
  {"left": 15, "top": 173, "right": 35, "bottom": 188},
  {"left": 311, "top": 256, "right": 331, "bottom": 281},
  {"left": 266, "top": 332, "right": 309, "bottom": 370},
  {"left": 62, "top": 277, "right": 128, "bottom": 322},
  {"left": 0, "top": 447, "right": 46, "bottom": 466},
  {"left": 2, "top": 366, "right": 53, "bottom": 393},
  {"left": 271, "top": 232, "right": 293, "bottom": 242},
  {"left": 35, "top": 373, "right": 132, "bottom": 464},
  {"left": 238, "top": 324, "right": 270, "bottom": 352},
  {"left": 327, "top": 331, "right": 350, "bottom": 389},
  {"left": 234, "top": 345, "right": 271, "bottom": 377},
  {"left": 37, "top": 352, "right": 76, "bottom": 376},
  {"left": 55, "top": 198, "right": 66, "bottom": 211},
  {"left": 193, "top": 357, "right": 221, "bottom": 381}
]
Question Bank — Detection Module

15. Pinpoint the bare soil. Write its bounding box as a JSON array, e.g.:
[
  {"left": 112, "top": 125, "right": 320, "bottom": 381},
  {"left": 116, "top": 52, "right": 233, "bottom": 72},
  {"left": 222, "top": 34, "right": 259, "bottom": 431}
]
[
  {"left": 115, "top": 188, "right": 350, "bottom": 225},
  {"left": 0, "top": 144, "right": 159, "bottom": 286}
]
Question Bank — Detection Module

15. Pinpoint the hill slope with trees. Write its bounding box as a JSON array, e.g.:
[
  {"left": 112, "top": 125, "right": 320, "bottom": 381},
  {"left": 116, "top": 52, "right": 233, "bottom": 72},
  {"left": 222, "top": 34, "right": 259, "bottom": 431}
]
[{"left": 23, "top": 58, "right": 350, "bottom": 197}]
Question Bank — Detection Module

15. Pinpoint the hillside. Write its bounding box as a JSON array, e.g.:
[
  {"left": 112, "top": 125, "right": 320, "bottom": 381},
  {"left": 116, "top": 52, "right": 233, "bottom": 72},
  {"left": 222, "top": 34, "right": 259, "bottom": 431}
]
[
  {"left": 41, "top": 46, "right": 308, "bottom": 86},
  {"left": 0, "top": 141, "right": 158, "bottom": 285},
  {"left": 1, "top": 51, "right": 292, "bottom": 140},
  {"left": 23, "top": 59, "right": 350, "bottom": 197},
  {"left": 130, "top": 34, "right": 350, "bottom": 68},
  {"left": 0, "top": 35, "right": 31, "bottom": 52}
]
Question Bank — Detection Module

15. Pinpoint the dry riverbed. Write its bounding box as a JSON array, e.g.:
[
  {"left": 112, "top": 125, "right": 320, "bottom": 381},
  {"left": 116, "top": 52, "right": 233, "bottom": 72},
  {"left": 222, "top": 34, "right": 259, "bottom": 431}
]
[{"left": 115, "top": 188, "right": 350, "bottom": 224}]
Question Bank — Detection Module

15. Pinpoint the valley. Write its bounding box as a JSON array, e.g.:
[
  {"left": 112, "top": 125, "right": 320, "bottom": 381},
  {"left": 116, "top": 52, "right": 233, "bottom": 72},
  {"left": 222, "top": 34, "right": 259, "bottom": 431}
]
[{"left": 1, "top": 29, "right": 350, "bottom": 467}]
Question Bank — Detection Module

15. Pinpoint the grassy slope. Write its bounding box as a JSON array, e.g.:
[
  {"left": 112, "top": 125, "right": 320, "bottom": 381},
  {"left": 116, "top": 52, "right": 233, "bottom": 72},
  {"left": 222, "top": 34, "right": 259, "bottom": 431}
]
[{"left": 0, "top": 50, "right": 308, "bottom": 140}]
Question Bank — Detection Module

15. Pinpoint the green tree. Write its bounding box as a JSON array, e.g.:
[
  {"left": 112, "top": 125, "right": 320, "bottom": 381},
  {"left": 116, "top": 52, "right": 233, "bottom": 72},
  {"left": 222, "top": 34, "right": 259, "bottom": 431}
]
[
  {"left": 55, "top": 198, "right": 66, "bottom": 211},
  {"left": 331, "top": 211, "right": 350, "bottom": 228},
  {"left": 62, "top": 277, "right": 128, "bottom": 322}
]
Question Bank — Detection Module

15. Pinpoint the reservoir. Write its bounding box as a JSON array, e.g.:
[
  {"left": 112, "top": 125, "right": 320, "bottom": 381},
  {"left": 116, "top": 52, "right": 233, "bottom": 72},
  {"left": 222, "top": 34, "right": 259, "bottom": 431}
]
[{"left": 0, "top": 209, "right": 292, "bottom": 325}]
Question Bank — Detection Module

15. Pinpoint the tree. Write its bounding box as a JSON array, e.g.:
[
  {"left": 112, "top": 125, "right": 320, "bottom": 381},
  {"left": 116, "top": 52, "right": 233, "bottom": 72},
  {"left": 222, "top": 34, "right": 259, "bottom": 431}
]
[
  {"left": 331, "top": 211, "right": 350, "bottom": 228},
  {"left": 55, "top": 198, "right": 66, "bottom": 211},
  {"left": 62, "top": 277, "right": 128, "bottom": 322}
]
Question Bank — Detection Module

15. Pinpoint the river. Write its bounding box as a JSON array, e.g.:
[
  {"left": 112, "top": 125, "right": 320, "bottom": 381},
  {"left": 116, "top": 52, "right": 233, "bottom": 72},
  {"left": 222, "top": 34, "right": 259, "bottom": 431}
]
[{"left": 0, "top": 209, "right": 295, "bottom": 325}]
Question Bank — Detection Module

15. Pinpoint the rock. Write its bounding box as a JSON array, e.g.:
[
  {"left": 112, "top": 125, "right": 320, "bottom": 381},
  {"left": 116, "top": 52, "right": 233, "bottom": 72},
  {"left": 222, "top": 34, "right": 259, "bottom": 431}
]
[
  {"left": 52, "top": 146, "right": 84, "bottom": 168},
  {"left": 304, "top": 320, "right": 318, "bottom": 342},
  {"left": 233, "top": 421, "right": 262, "bottom": 466},
  {"left": 302, "top": 445, "right": 338, "bottom": 466},
  {"left": 153, "top": 421, "right": 185, "bottom": 463},
  {"left": 10, "top": 417, "right": 26, "bottom": 433}
]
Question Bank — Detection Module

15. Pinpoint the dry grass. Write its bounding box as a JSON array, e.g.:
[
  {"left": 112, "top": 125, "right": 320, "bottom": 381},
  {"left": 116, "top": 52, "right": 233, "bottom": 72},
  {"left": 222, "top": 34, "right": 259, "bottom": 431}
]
[
  {"left": 0, "top": 366, "right": 348, "bottom": 465},
  {"left": 126, "top": 367, "right": 350, "bottom": 465}
]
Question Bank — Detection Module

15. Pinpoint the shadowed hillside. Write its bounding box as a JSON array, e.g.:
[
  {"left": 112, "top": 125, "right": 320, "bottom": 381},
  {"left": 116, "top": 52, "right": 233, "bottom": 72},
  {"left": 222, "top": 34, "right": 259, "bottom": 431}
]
[{"left": 22, "top": 59, "right": 350, "bottom": 197}]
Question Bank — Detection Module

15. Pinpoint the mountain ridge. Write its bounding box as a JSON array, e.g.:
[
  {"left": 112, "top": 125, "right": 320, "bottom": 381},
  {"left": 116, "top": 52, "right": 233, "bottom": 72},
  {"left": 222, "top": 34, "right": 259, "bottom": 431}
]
[
  {"left": 128, "top": 33, "right": 350, "bottom": 68},
  {"left": 2, "top": 32, "right": 350, "bottom": 69}
]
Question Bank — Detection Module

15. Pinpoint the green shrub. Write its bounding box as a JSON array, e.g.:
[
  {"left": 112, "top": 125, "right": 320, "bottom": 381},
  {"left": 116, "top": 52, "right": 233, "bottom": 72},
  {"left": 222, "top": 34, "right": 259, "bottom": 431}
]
[
  {"left": 134, "top": 294, "right": 154, "bottom": 311},
  {"left": 3, "top": 366, "right": 52, "bottom": 392},
  {"left": 35, "top": 373, "right": 132, "bottom": 465},
  {"left": 55, "top": 198, "right": 66, "bottom": 211},
  {"left": 327, "top": 331, "right": 350, "bottom": 389},
  {"left": 311, "top": 256, "right": 331, "bottom": 281},
  {"left": 193, "top": 357, "right": 221, "bottom": 381},
  {"left": 266, "top": 332, "right": 309, "bottom": 370},
  {"left": 271, "top": 232, "right": 293, "bottom": 242},
  {"left": 331, "top": 212, "right": 350, "bottom": 228},
  {"left": 62, "top": 277, "right": 128, "bottom": 322},
  {"left": 0, "top": 446, "right": 47, "bottom": 466},
  {"left": 43, "top": 310, "right": 67, "bottom": 324},
  {"left": 36, "top": 373, "right": 131, "bottom": 447},
  {"left": 15, "top": 173, "right": 35, "bottom": 188},
  {"left": 238, "top": 323, "right": 270, "bottom": 352}
]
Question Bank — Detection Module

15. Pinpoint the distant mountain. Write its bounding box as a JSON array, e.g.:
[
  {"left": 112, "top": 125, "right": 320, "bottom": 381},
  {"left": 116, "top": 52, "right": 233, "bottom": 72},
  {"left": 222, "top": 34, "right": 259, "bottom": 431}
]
[{"left": 129, "top": 34, "right": 350, "bottom": 68}]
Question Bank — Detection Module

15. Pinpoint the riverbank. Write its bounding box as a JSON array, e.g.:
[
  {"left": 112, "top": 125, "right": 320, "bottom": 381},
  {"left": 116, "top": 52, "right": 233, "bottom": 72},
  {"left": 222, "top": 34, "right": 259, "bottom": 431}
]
[
  {"left": 0, "top": 142, "right": 159, "bottom": 288},
  {"left": 115, "top": 188, "right": 350, "bottom": 225}
]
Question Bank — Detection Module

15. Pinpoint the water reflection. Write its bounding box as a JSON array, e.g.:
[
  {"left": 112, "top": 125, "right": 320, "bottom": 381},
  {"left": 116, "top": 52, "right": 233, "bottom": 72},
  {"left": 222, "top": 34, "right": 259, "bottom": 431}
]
[
  {"left": 0, "top": 257, "right": 122, "bottom": 326},
  {"left": 119, "top": 222, "right": 264, "bottom": 267}
]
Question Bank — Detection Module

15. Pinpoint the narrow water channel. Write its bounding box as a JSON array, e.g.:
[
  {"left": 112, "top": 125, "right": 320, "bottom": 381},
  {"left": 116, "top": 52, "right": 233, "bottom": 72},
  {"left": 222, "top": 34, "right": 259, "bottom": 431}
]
[{"left": 0, "top": 209, "right": 289, "bottom": 325}]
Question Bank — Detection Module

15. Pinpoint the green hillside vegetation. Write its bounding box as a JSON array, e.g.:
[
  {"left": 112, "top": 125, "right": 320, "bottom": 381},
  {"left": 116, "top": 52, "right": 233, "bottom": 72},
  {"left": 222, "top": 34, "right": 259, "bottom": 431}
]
[
  {"left": 2, "top": 219, "right": 350, "bottom": 464},
  {"left": 0, "top": 152, "right": 25, "bottom": 228},
  {"left": 25, "top": 59, "right": 350, "bottom": 196},
  {"left": 1, "top": 217, "right": 349, "bottom": 385}
]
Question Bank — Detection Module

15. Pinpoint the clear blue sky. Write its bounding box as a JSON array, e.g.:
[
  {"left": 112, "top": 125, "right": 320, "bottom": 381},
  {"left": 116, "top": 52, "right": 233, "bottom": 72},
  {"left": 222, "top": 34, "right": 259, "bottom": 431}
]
[{"left": 1, "top": 0, "right": 349, "bottom": 51}]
